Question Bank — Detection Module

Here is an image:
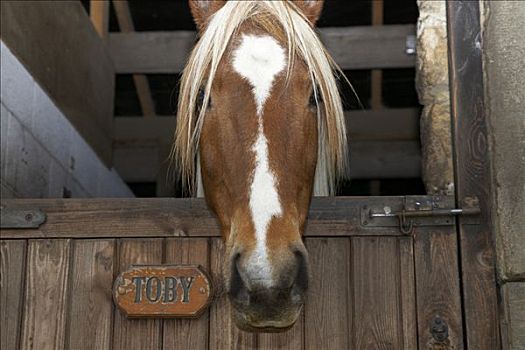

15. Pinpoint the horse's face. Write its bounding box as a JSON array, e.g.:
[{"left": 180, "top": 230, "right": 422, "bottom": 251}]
[{"left": 187, "top": 0, "right": 326, "bottom": 332}]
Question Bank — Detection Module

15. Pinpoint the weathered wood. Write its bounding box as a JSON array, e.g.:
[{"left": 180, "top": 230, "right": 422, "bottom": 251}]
[
  {"left": 0, "top": 197, "right": 432, "bottom": 238},
  {"left": 90, "top": 0, "right": 110, "bottom": 40},
  {"left": 20, "top": 239, "right": 71, "bottom": 350},
  {"left": 305, "top": 238, "right": 351, "bottom": 349},
  {"left": 113, "top": 109, "right": 420, "bottom": 143},
  {"left": 257, "top": 314, "right": 304, "bottom": 350},
  {"left": 447, "top": 1, "right": 501, "bottom": 348},
  {"left": 0, "top": 240, "right": 26, "bottom": 350},
  {"left": 108, "top": 25, "right": 416, "bottom": 73},
  {"left": 352, "top": 237, "right": 416, "bottom": 349},
  {"left": 399, "top": 237, "right": 418, "bottom": 350},
  {"left": 209, "top": 238, "right": 257, "bottom": 349},
  {"left": 413, "top": 226, "right": 464, "bottom": 349},
  {"left": 112, "top": 239, "right": 163, "bottom": 349},
  {"left": 67, "top": 240, "right": 115, "bottom": 350},
  {"left": 0, "top": 1, "right": 114, "bottom": 164},
  {"left": 163, "top": 238, "right": 210, "bottom": 350}
]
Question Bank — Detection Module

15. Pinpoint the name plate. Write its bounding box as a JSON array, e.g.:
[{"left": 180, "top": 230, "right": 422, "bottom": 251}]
[{"left": 113, "top": 265, "right": 212, "bottom": 318}]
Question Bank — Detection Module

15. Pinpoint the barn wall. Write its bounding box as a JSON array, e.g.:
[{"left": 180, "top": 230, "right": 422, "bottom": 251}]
[
  {"left": 1, "top": 42, "right": 133, "bottom": 199},
  {"left": 0, "top": 1, "right": 114, "bottom": 165},
  {"left": 415, "top": 0, "right": 454, "bottom": 195},
  {"left": 481, "top": 1, "right": 525, "bottom": 349}
]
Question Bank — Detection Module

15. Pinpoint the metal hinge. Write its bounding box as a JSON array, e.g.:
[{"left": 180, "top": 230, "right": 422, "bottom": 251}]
[
  {"left": 361, "top": 196, "right": 481, "bottom": 234},
  {"left": 0, "top": 207, "right": 47, "bottom": 229}
]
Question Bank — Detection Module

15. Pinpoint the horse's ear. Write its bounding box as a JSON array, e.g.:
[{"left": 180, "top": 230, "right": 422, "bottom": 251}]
[
  {"left": 293, "top": 0, "right": 324, "bottom": 25},
  {"left": 189, "top": 0, "right": 227, "bottom": 32}
]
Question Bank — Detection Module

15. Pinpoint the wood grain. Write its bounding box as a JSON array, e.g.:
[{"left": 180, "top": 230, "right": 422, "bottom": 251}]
[
  {"left": 163, "top": 238, "right": 210, "bottom": 350},
  {"left": 20, "top": 239, "right": 71, "bottom": 350},
  {"left": 0, "top": 197, "right": 421, "bottom": 239},
  {"left": 304, "top": 238, "right": 351, "bottom": 349},
  {"left": 209, "top": 238, "right": 257, "bottom": 350},
  {"left": 351, "top": 237, "right": 407, "bottom": 349},
  {"left": 67, "top": 240, "right": 115, "bottom": 349},
  {"left": 447, "top": 1, "right": 501, "bottom": 348},
  {"left": 413, "top": 227, "right": 464, "bottom": 349},
  {"left": 0, "top": 240, "right": 26, "bottom": 350},
  {"left": 257, "top": 308, "right": 304, "bottom": 349},
  {"left": 112, "top": 239, "right": 163, "bottom": 349},
  {"left": 399, "top": 237, "right": 418, "bottom": 350}
]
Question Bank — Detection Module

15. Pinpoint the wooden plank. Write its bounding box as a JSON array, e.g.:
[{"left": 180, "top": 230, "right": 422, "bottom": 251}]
[
  {"left": 112, "top": 239, "right": 163, "bottom": 349},
  {"left": 163, "top": 238, "right": 210, "bottom": 349},
  {"left": 0, "top": 1, "right": 114, "bottom": 164},
  {"left": 257, "top": 314, "right": 303, "bottom": 350},
  {"left": 447, "top": 1, "right": 501, "bottom": 348},
  {"left": 351, "top": 237, "right": 414, "bottom": 349},
  {"left": 90, "top": 0, "right": 110, "bottom": 40},
  {"left": 108, "top": 25, "right": 416, "bottom": 73},
  {"left": 0, "top": 240, "right": 26, "bottom": 350},
  {"left": 304, "top": 238, "right": 351, "bottom": 349},
  {"left": 413, "top": 226, "right": 464, "bottom": 348},
  {"left": 112, "top": 0, "right": 156, "bottom": 117},
  {"left": 371, "top": 0, "right": 384, "bottom": 110},
  {"left": 67, "top": 240, "right": 115, "bottom": 350},
  {"left": 209, "top": 238, "right": 257, "bottom": 349},
  {"left": 20, "top": 239, "right": 71, "bottom": 350},
  {"left": 113, "top": 109, "right": 420, "bottom": 143},
  {"left": 0, "top": 196, "right": 437, "bottom": 238},
  {"left": 399, "top": 237, "right": 418, "bottom": 350}
]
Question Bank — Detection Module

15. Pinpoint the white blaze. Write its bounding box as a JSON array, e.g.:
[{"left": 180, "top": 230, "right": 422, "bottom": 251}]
[{"left": 232, "top": 34, "right": 286, "bottom": 285}]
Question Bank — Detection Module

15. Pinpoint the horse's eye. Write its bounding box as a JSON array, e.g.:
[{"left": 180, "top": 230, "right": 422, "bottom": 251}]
[
  {"left": 196, "top": 88, "right": 210, "bottom": 111},
  {"left": 309, "top": 91, "right": 322, "bottom": 107}
]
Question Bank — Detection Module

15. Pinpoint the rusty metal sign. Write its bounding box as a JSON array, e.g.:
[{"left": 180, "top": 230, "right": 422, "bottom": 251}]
[{"left": 113, "top": 265, "right": 212, "bottom": 318}]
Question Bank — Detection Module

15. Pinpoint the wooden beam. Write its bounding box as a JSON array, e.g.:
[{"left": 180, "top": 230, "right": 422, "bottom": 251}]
[
  {"left": 1, "top": 1, "right": 114, "bottom": 165},
  {"left": 113, "top": 109, "right": 421, "bottom": 182},
  {"left": 112, "top": 0, "right": 156, "bottom": 117},
  {"left": 371, "top": 0, "right": 384, "bottom": 110},
  {"left": 113, "top": 140, "right": 421, "bottom": 182},
  {"left": 0, "top": 196, "right": 450, "bottom": 238},
  {"left": 90, "top": 0, "right": 110, "bottom": 41},
  {"left": 113, "top": 108, "right": 420, "bottom": 144},
  {"left": 108, "top": 25, "right": 416, "bottom": 73},
  {"left": 447, "top": 1, "right": 500, "bottom": 348}
]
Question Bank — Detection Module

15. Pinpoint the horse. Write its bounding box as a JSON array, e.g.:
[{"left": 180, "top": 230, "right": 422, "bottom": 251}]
[{"left": 173, "top": 0, "right": 349, "bottom": 332}]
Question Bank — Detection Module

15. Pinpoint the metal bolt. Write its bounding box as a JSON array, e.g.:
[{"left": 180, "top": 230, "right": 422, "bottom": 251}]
[
  {"left": 363, "top": 220, "right": 368, "bottom": 226},
  {"left": 25, "top": 213, "right": 33, "bottom": 222},
  {"left": 383, "top": 206, "right": 391, "bottom": 215}
]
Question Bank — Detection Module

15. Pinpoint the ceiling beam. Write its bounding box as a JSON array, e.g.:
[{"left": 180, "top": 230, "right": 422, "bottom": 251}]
[
  {"left": 108, "top": 25, "right": 416, "bottom": 73},
  {"left": 112, "top": 0, "right": 156, "bottom": 118}
]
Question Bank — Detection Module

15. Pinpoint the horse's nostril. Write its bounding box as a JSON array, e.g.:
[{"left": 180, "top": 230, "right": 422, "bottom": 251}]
[
  {"left": 293, "top": 249, "right": 309, "bottom": 293},
  {"left": 229, "top": 253, "right": 249, "bottom": 306}
]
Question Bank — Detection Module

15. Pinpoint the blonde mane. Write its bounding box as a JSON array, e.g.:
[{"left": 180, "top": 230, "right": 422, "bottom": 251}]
[{"left": 172, "top": 0, "right": 349, "bottom": 196}]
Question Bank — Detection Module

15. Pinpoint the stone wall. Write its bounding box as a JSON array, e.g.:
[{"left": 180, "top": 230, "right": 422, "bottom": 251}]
[
  {"left": 1, "top": 41, "right": 133, "bottom": 198},
  {"left": 481, "top": 1, "right": 525, "bottom": 349},
  {"left": 415, "top": 0, "right": 454, "bottom": 194}
]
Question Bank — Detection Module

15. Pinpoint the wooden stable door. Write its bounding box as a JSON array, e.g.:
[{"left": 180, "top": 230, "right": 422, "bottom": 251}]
[{"left": 1, "top": 196, "right": 469, "bottom": 349}]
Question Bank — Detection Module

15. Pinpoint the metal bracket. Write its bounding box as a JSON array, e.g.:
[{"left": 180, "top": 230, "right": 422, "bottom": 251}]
[
  {"left": 0, "top": 207, "right": 47, "bottom": 229},
  {"left": 361, "top": 196, "right": 481, "bottom": 234}
]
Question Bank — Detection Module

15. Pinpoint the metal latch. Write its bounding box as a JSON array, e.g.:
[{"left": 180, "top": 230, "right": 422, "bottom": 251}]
[
  {"left": 0, "top": 207, "right": 47, "bottom": 229},
  {"left": 361, "top": 196, "right": 481, "bottom": 234}
]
